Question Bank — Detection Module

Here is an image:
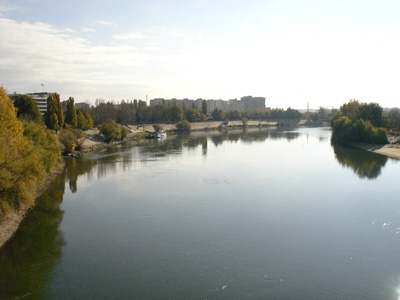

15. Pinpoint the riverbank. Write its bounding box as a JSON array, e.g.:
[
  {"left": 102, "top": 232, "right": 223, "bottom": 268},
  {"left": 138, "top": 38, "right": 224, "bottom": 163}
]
[
  {"left": 77, "top": 119, "right": 319, "bottom": 153},
  {"left": 350, "top": 142, "right": 400, "bottom": 160},
  {"left": 0, "top": 161, "right": 65, "bottom": 249}
]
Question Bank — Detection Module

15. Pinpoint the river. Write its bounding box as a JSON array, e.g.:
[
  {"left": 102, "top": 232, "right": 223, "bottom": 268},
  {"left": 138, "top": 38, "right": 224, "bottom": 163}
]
[{"left": 1, "top": 127, "right": 400, "bottom": 300}]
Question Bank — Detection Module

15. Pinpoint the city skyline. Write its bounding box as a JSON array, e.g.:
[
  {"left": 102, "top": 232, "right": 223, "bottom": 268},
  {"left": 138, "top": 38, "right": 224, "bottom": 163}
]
[{"left": 1, "top": 0, "right": 400, "bottom": 109}]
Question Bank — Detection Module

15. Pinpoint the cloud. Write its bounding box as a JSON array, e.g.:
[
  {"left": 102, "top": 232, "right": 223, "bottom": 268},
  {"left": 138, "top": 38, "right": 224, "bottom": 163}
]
[
  {"left": 0, "top": 1, "right": 16, "bottom": 16},
  {"left": 0, "top": 17, "right": 153, "bottom": 100},
  {"left": 81, "top": 27, "right": 95, "bottom": 33},
  {"left": 98, "top": 20, "right": 117, "bottom": 27},
  {"left": 113, "top": 32, "right": 145, "bottom": 41}
]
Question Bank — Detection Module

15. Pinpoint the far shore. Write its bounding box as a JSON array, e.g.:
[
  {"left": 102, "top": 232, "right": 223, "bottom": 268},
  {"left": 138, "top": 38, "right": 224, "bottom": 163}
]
[{"left": 1, "top": 120, "right": 399, "bottom": 249}]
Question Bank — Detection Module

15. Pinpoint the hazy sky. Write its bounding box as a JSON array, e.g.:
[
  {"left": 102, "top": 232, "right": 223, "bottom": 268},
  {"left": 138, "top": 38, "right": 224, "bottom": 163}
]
[{"left": 1, "top": 0, "right": 400, "bottom": 108}]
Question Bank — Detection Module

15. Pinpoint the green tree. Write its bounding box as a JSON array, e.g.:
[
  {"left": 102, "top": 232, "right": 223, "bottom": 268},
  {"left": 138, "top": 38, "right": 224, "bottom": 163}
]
[
  {"left": 45, "top": 93, "right": 63, "bottom": 131},
  {"left": 93, "top": 101, "right": 118, "bottom": 124},
  {"left": 54, "top": 93, "right": 64, "bottom": 129},
  {"left": 386, "top": 108, "right": 400, "bottom": 128},
  {"left": 11, "top": 94, "right": 42, "bottom": 122},
  {"left": 176, "top": 119, "right": 191, "bottom": 131},
  {"left": 357, "top": 102, "right": 385, "bottom": 127},
  {"left": 316, "top": 106, "right": 329, "bottom": 120},
  {"left": 83, "top": 112, "right": 94, "bottom": 129},
  {"left": 98, "top": 120, "right": 128, "bottom": 142},
  {"left": 168, "top": 104, "right": 184, "bottom": 122},
  {"left": 153, "top": 124, "right": 163, "bottom": 132},
  {"left": 202, "top": 100, "right": 207, "bottom": 115},
  {"left": 65, "top": 97, "right": 77, "bottom": 127},
  {"left": 211, "top": 108, "right": 225, "bottom": 121},
  {"left": 186, "top": 108, "right": 205, "bottom": 122}
]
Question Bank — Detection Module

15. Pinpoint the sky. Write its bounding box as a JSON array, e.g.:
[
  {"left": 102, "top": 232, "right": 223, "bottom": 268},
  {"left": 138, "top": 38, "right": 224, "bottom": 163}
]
[{"left": 1, "top": 0, "right": 400, "bottom": 109}]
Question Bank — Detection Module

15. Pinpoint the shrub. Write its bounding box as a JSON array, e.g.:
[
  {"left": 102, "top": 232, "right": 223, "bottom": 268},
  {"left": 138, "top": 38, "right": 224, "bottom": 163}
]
[
  {"left": 332, "top": 116, "right": 388, "bottom": 144},
  {"left": 176, "top": 120, "right": 191, "bottom": 131},
  {"left": 58, "top": 128, "right": 86, "bottom": 153},
  {"left": 153, "top": 124, "right": 163, "bottom": 132},
  {"left": 98, "top": 120, "right": 127, "bottom": 142}
]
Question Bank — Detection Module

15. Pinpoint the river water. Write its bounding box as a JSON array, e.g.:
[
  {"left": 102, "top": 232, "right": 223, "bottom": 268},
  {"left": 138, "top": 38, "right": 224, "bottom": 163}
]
[{"left": 1, "top": 127, "right": 400, "bottom": 300}]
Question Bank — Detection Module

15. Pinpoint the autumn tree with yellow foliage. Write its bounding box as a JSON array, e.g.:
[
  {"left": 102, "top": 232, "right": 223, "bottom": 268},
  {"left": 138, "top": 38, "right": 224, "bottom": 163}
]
[{"left": 0, "top": 87, "right": 61, "bottom": 216}]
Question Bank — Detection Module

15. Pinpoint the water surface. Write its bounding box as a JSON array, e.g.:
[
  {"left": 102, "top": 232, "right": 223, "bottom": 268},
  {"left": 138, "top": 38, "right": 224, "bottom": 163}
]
[{"left": 1, "top": 127, "right": 400, "bottom": 300}]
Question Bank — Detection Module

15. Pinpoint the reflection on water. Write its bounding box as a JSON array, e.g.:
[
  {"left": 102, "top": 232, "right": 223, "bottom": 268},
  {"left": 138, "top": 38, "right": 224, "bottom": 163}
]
[
  {"left": 332, "top": 143, "right": 388, "bottom": 179},
  {"left": 0, "top": 173, "right": 66, "bottom": 300},
  {"left": 1, "top": 127, "right": 399, "bottom": 300}
]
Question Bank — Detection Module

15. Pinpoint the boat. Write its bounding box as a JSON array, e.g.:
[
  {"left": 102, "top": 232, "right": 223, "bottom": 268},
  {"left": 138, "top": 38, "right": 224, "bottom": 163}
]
[
  {"left": 146, "top": 130, "right": 167, "bottom": 139},
  {"left": 154, "top": 130, "right": 166, "bottom": 138}
]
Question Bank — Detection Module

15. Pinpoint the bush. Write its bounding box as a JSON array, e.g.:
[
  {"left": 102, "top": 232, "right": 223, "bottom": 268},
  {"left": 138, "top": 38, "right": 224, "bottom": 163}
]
[
  {"left": 176, "top": 120, "right": 191, "bottom": 131},
  {"left": 98, "top": 120, "right": 128, "bottom": 142},
  {"left": 332, "top": 116, "right": 388, "bottom": 144},
  {"left": 58, "top": 128, "right": 86, "bottom": 153},
  {"left": 23, "top": 121, "right": 61, "bottom": 173},
  {"left": 153, "top": 124, "right": 163, "bottom": 132}
]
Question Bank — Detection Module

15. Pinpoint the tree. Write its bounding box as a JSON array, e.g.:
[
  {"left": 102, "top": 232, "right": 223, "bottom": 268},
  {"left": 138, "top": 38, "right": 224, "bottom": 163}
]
[
  {"left": 168, "top": 104, "right": 184, "bottom": 122},
  {"left": 0, "top": 87, "right": 43, "bottom": 214},
  {"left": 386, "top": 108, "right": 400, "bottom": 128},
  {"left": 45, "top": 93, "right": 63, "bottom": 131},
  {"left": 23, "top": 121, "right": 61, "bottom": 173},
  {"left": 11, "top": 94, "right": 42, "bottom": 122},
  {"left": 211, "top": 108, "right": 225, "bottom": 121},
  {"left": 119, "top": 100, "right": 136, "bottom": 124},
  {"left": 153, "top": 124, "right": 163, "bottom": 132},
  {"left": 92, "top": 101, "right": 118, "bottom": 124},
  {"left": 357, "top": 102, "right": 385, "bottom": 127},
  {"left": 65, "top": 97, "right": 77, "bottom": 127},
  {"left": 98, "top": 120, "right": 128, "bottom": 142},
  {"left": 176, "top": 119, "right": 191, "bottom": 131},
  {"left": 284, "top": 107, "right": 302, "bottom": 119},
  {"left": 58, "top": 128, "right": 86, "bottom": 153},
  {"left": 316, "top": 106, "right": 329, "bottom": 120},
  {"left": 83, "top": 112, "right": 94, "bottom": 129},
  {"left": 54, "top": 93, "right": 64, "bottom": 129},
  {"left": 186, "top": 108, "right": 205, "bottom": 122},
  {"left": 331, "top": 100, "right": 388, "bottom": 144},
  {"left": 202, "top": 100, "right": 207, "bottom": 115}
]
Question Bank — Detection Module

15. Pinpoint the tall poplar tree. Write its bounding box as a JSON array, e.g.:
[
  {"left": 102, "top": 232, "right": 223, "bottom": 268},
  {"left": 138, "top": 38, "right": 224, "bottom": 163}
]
[
  {"left": 65, "top": 97, "right": 77, "bottom": 127},
  {"left": 45, "top": 93, "right": 64, "bottom": 131}
]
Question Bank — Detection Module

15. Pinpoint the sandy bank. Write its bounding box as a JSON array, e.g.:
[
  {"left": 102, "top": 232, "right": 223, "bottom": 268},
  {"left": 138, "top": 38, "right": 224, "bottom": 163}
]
[
  {"left": 350, "top": 142, "right": 400, "bottom": 160},
  {"left": 79, "top": 120, "right": 310, "bottom": 152}
]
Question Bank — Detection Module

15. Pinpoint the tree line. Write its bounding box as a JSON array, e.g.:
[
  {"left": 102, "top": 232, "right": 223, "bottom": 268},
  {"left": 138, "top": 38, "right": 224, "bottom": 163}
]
[{"left": 87, "top": 99, "right": 308, "bottom": 125}]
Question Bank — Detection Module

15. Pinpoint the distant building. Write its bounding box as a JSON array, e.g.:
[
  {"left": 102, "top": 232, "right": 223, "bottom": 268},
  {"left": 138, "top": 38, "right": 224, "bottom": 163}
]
[
  {"left": 75, "top": 102, "right": 90, "bottom": 110},
  {"left": 150, "top": 96, "right": 265, "bottom": 115},
  {"left": 8, "top": 92, "right": 52, "bottom": 115},
  {"left": 27, "top": 92, "right": 51, "bottom": 115}
]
